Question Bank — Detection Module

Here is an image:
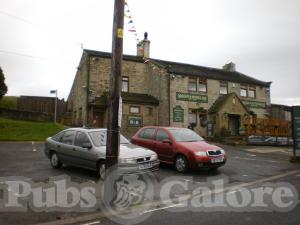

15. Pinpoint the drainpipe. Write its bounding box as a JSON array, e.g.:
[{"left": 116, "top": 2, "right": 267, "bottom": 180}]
[{"left": 85, "top": 55, "right": 90, "bottom": 127}]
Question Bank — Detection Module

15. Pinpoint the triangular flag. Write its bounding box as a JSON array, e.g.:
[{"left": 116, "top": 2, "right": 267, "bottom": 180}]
[{"left": 128, "top": 20, "right": 133, "bottom": 24}]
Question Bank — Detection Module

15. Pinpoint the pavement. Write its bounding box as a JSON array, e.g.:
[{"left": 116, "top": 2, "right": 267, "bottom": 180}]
[{"left": 0, "top": 142, "right": 300, "bottom": 225}]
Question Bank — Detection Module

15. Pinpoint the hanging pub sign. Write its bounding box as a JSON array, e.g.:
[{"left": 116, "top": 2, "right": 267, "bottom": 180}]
[
  {"left": 292, "top": 106, "right": 300, "bottom": 156},
  {"left": 176, "top": 92, "right": 208, "bottom": 103},
  {"left": 173, "top": 106, "right": 184, "bottom": 122},
  {"left": 128, "top": 115, "right": 143, "bottom": 127}
]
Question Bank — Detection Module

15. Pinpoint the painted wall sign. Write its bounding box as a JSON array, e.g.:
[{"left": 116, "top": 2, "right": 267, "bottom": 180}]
[
  {"left": 176, "top": 92, "right": 208, "bottom": 103},
  {"left": 173, "top": 106, "right": 184, "bottom": 122},
  {"left": 128, "top": 115, "right": 143, "bottom": 127},
  {"left": 242, "top": 100, "right": 266, "bottom": 109},
  {"left": 292, "top": 106, "right": 300, "bottom": 155}
]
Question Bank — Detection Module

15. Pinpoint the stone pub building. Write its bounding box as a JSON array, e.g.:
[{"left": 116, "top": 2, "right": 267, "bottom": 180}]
[{"left": 67, "top": 33, "right": 271, "bottom": 137}]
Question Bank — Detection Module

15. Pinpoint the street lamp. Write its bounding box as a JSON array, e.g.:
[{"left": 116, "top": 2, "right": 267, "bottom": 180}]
[{"left": 50, "top": 89, "right": 58, "bottom": 123}]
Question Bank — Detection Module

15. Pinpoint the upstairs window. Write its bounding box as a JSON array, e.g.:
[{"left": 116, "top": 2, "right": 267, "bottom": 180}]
[
  {"left": 198, "top": 79, "right": 207, "bottom": 93},
  {"left": 220, "top": 81, "right": 228, "bottom": 95},
  {"left": 248, "top": 86, "right": 256, "bottom": 98},
  {"left": 122, "top": 76, "right": 129, "bottom": 92},
  {"left": 130, "top": 106, "right": 140, "bottom": 114},
  {"left": 240, "top": 85, "right": 248, "bottom": 97},
  {"left": 188, "top": 78, "right": 197, "bottom": 92}
]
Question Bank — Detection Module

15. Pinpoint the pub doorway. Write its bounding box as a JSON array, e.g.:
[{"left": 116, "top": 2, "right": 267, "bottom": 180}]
[{"left": 228, "top": 114, "right": 240, "bottom": 135}]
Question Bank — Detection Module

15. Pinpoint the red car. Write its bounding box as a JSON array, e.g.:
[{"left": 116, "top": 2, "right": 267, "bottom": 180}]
[{"left": 131, "top": 126, "right": 227, "bottom": 172}]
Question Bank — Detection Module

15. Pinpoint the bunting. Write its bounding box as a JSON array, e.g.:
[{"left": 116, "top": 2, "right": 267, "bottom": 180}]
[{"left": 124, "top": 0, "right": 140, "bottom": 43}]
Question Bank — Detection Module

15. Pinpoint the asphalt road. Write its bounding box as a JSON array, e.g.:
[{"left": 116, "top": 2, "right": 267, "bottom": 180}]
[{"left": 0, "top": 142, "right": 299, "bottom": 225}]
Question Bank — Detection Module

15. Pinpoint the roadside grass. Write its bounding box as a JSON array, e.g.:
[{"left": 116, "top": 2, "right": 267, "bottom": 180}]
[
  {"left": 0, "top": 96, "right": 18, "bottom": 109},
  {"left": 0, "top": 117, "right": 66, "bottom": 141}
]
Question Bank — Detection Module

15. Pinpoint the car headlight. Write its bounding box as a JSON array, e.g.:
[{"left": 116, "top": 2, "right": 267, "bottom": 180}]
[
  {"left": 195, "top": 151, "right": 207, "bottom": 157},
  {"left": 150, "top": 154, "right": 158, "bottom": 161},
  {"left": 119, "top": 158, "right": 136, "bottom": 164},
  {"left": 220, "top": 149, "right": 226, "bottom": 155}
]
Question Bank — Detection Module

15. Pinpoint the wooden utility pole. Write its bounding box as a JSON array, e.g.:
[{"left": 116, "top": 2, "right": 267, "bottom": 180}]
[{"left": 105, "top": 0, "right": 124, "bottom": 175}]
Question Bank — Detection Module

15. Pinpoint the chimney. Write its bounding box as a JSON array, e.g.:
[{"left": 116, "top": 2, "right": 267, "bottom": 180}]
[
  {"left": 223, "top": 62, "right": 236, "bottom": 72},
  {"left": 137, "top": 32, "right": 150, "bottom": 58}
]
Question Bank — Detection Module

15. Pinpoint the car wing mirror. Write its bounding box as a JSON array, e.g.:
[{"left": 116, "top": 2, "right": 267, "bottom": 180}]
[
  {"left": 82, "top": 142, "right": 92, "bottom": 149},
  {"left": 162, "top": 139, "right": 172, "bottom": 144}
]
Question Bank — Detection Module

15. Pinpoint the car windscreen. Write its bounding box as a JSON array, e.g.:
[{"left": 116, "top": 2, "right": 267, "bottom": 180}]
[
  {"left": 88, "top": 130, "right": 130, "bottom": 147},
  {"left": 168, "top": 128, "right": 204, "bottom": 142}
]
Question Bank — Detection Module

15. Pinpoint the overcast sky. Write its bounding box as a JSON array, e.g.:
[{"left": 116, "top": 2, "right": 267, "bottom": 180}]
[{"left": 1, "top": 0, "right": 300, "bottom": 105}]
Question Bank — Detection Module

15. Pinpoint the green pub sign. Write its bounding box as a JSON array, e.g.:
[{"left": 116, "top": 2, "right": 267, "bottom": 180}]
[
  {"left": 128, "top": 115, "right": 143, "bottom": 127},
  {"left": 173, "top": 106, "right": 184, "bottom": 122},
  {"left": 176, "top": 92, "right": 208, "bottom": 103},
  {"left": 242, "top": 100, "right": 266, "bottom": 109}
]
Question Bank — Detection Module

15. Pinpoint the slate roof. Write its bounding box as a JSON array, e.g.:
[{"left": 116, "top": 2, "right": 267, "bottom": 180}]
[
  {"left": 208, "top": 93, "right": 249, "bottom": 114},
  {"left": 92, "top": 92, "right": 159, "bottom": 107},
  {"left": 84, "top": 49, "right": 271, "bottom": 87}
]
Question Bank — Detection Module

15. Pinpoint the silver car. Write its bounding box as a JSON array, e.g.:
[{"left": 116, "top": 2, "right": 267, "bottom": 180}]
[{"left": 44, "top": 128, "right": 160, "bottom": 179}]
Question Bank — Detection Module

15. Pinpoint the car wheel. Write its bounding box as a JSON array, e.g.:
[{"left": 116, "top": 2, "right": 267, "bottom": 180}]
[
  {"left": 175, "top": 155, "right": 189, "bottom": 173},
  {"left": 50, "top": 152, "right": 62, "bottom": 169},
  {"left": 98, "top": 162, "right": 106, "bottom": 180}
]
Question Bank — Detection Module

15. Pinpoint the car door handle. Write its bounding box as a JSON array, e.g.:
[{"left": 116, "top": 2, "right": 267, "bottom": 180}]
[
  {"left": 72, "top": 148, "right": 76, "bottom": 151},
  {"left": 57, "top": 145, "right": 60, "bottom": 148}
]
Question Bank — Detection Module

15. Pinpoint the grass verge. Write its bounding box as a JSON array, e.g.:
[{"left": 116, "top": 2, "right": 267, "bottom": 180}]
[{"left": 0, "top": 117, "right": 65, "bottom": 141}]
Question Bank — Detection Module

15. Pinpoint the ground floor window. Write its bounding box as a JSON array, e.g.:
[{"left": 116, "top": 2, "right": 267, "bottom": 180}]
[
  {"left": 130, "top": 106, "right": 140, "bottom": 114},
  {"left": 188, "top": 109, "right": 197, "bottom": 129}
]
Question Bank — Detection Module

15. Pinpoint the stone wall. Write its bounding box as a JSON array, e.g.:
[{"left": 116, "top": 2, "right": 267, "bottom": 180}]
[{"left": 169, "top": 75, "right": 270, "bottom": 136}]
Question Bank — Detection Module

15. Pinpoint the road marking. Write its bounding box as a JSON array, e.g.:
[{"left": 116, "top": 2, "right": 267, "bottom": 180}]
[
  {"left": 234, "top": 156, "right": 280, "bottom": 163},
  {"left": 33, "top": 169, "right": 300, "bottom": 225},
  {"left": 80, "top": 221, "right": 101, "bottom": 225},
  {"left": 142, "top": 203, "right": 184, "bottom": 214},
  {"left": 242, "top": 174, "right": 249, "bottom": 177},
  {"left": 32, "top": 141, "right": 37, "bottom": 152}
]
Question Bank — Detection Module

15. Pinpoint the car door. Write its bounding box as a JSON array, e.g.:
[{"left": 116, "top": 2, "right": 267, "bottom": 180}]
[
  {"left": 135, "top": 128, "right": 156, "bottom": 150},
  {"left": 58, "top": 130, "right": 76, "bottom": 163},
  {"left": 73, "top": 131, "right": 98, "bottom": 170},
  {"left": 153, "top": 129, "right": 174, "bottom": 163}
]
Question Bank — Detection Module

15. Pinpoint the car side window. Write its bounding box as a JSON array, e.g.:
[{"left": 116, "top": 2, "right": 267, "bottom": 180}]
[
  {"left": 60, "top": 131, "right": 75, "bottom": 145},
  {"left": 156, "top": 129, "right": 169, "bottom": 142},
  {"left": 138, "top": 128, "right": 155, "bottom": 140},
  {"left": 74, "top": 131, "right": 91, "bottom": 147}
]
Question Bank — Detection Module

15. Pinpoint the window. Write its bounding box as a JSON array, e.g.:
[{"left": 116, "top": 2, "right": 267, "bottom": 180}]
[
  {"left": 188, "top": 78, "right": 197, "bottom": 92},
  {"left": 146, "top": 107, "right": 153, "bottom": 116},
  {"left": 74, "top": 131, "right": 91, "bottom": 147},
  {"left": 61, "top": 131, "right": 76, "bottom": 145},
  {"left": 188, "top": 109, "right": 197, "bottom": 129},
  {"left": 138, "top": 128, "right": 155, "bottom": 140},
  {"left": 130, "top": 106, "right": 140, "bottom": 114},
  {"left": 88, "top": 131, "right": 129, "bottom": 146},
  {"left": 240, "top": 85, "right": 248, "bottom": 97},
  {"left": 248, "top": 86, "right": 256, "bottom": 98},
  {"left": 122, "top": 76, "right": 129, "bottom": 92},
  {"left": 156, "top": 129, "right": 169, "bottom": 142},
  {"left": 198, "top": 79, "right": 207, "bottom": 93},
  {"left": 51, "top": 131, "right": 64, "bottom": 142},
  {"left": 169, "top": 128, "right": 204, "bottom": 142},
  {"left": 220, "top": 81, "right": 228, "bottom": 95}
]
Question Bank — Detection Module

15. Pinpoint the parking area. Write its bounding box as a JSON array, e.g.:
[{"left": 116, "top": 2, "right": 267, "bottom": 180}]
[{"left": 0, "top": 142, "right": 300, "bottom": 225}]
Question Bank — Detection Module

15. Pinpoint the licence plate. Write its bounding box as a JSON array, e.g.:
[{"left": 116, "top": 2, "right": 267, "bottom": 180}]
[
  {"left": 211, "top": 157, "right": 224, "bottom": 163},
  {"left": 139, "top": 162, "right": 152, "bottom": 170}
]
